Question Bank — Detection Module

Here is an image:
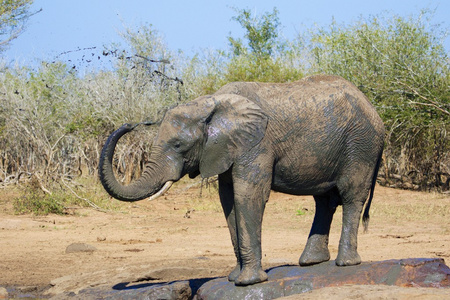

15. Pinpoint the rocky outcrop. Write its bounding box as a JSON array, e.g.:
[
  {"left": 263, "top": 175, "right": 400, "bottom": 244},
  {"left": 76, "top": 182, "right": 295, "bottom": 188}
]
[{"left": 50, "top": 258, "right": 449, "bottom": 300}]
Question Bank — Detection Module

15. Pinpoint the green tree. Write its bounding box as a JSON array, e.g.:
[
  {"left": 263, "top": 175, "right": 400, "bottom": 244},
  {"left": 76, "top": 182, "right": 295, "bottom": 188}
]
[
  {"left": 226, "top": 7, "right": 302, "bottom": 82},
  {"left": 308, "top": 10, "right": 450, "bottom": 190},
  {"left": 0, "top": 0, "right": 40, "bottom": 51},
  {"left": 228, "top": 7, "right": 281, "bottom": 59}
]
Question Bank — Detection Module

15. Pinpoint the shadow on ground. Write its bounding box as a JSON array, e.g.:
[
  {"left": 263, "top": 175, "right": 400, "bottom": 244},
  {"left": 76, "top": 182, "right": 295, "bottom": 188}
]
[{"left": 112, "top": 277, "right": 215, "bottom": 297}]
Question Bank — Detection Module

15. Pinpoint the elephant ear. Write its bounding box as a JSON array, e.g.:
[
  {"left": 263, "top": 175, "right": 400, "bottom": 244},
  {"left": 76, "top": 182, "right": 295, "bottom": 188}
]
[{"left": 200, "top": 94, "right": 268, "bottom": 178}]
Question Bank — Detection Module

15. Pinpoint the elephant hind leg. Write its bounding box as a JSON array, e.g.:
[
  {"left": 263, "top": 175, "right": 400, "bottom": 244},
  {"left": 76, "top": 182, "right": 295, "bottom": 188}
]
[
  {"left": 299, "top": 190, "right": 338, "bottom": 266},
  {"left": 335, "top": 200, "right": 364, "bottom": 266},
  {"left": 335, "top": 170, "right": 373, "bottom": 266}
]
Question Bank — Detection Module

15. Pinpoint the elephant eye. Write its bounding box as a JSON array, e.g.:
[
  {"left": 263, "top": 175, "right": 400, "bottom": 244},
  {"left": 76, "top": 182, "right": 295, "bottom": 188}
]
[{"left": 174, "top": 140, "right": 181, "bottom": 149}]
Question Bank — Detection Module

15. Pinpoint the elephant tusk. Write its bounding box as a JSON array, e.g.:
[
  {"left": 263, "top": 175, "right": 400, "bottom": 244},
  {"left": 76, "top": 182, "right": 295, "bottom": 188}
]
[{"left": 147, "top": 181, "right": 173, "bottom": 201}]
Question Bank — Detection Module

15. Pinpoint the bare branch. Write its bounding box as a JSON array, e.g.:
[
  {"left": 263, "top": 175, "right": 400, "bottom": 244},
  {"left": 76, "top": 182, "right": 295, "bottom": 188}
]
[
  {"left": 395, "top": 80, "right": 450, "bottom": 116},
  {"left": 61, "top": 178, "right": 110, "bottom": 213}
]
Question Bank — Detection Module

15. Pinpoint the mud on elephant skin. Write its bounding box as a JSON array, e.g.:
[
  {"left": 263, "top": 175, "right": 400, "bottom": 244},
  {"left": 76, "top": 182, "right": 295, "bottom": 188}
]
[{"left": 99, "top": 74, "right": 385, "bottom": 286}]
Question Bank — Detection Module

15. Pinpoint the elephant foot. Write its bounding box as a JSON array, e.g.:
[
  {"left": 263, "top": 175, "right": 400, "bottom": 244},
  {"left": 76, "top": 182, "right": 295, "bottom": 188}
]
[
  {"left": 227, "top": 264, "right": 241, "bottom": 282},
  {"left": 299, "top": 235, "right": 330, "bottom": 266},
  {"left": 335, "top": 249, "right": 361, "bottom": 266},
  {"left": 234, "top": 266, "right": 268, "bottom": 286},
  {"left": 299, "top": 249, "right": 330, "bottom": 266}
]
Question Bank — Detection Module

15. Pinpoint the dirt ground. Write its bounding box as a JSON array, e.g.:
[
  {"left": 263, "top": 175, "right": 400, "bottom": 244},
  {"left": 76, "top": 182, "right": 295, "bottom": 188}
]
[{"left": 1, "top": 181, "right": 449, "bottom": 299}]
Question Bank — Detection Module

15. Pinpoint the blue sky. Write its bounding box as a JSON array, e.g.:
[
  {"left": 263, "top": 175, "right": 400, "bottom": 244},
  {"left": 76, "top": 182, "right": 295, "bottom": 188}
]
[{"left": 3, "top": 0, "right": 449, "bottom": 70}]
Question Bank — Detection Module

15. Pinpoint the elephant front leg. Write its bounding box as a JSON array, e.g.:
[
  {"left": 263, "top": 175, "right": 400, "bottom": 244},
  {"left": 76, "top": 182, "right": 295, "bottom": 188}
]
[
  {"left": 299, "top": 194, "right": 336, "bottom": 266},
  {"left": 218, "top": 173, "right": 241, "bottom": 282},
  {"left": 232, "top": 177, "right": 271, "bottom": 286}
]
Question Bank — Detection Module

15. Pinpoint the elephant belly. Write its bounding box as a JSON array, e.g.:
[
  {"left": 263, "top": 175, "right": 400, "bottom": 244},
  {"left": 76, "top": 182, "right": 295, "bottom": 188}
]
[{"left": 271, "top": 161, "right": 337, "bottom": 196}]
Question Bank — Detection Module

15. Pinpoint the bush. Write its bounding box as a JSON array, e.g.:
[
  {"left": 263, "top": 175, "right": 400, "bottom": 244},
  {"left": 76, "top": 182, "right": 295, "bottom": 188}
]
[
  {"left": 1, "top": 7, "right": 448, "bottom": 199},
  {"left": 307, "top": 10, "right": 449, "bottom": 190},
  {"left": 14, "top": 189, "right": 66, "bottom": 215},
  {"left": 225, "top": 7, "right": 304, "bottom": 83},
  {"left": 13, "top": 176, "right": 68, "bottom": 215}
]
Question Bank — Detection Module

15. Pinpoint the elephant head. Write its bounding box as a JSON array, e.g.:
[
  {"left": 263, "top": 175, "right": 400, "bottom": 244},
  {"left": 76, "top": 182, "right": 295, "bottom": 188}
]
[{"left": 98, "top": 94, "right": 268, "bottom": 202}]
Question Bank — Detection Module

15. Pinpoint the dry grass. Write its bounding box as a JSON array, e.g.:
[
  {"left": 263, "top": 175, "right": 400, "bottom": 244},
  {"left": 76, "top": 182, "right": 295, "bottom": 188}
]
[
  {"left": 166, "top": 181, "right": 450, "bottom": 228},
  {"left": 370, "top": 188, "right": 450, "bottom": 225}
]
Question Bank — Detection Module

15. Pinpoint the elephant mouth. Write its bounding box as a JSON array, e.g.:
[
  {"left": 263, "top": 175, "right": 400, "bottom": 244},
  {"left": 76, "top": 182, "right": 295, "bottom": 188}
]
[{"left": 189, "top": 170, "right": 201, "bottom": 179}]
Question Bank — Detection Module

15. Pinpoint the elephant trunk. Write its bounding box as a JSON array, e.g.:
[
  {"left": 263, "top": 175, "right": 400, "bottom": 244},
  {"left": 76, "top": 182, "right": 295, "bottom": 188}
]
[{"left": 98, "top": 123, "right": 172, "bottom": 202}]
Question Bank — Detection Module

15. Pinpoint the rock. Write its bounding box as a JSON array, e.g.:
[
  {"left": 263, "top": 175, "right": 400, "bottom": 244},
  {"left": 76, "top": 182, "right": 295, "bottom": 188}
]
[
  {"left": 17, "top": 286, "right": 38, "bottom": 293},
  {"left": 97, "top": 236, "right": 106, "bottom": 242},
  {"left": 280, "top": 285, "right": 450, "bottom": 300},
  {"left": 196, "top": 258, "right": 450, "bottom": 300},
  {"left": 0, "top": 287, "right": 8, "bottom": 299},
  {"left": 52, "top": 280, "right": 192, "bottom": 300},
  {"left": 145, "top": 281, "right": 191, "bottom": 300},
  {"left": 48, "top": 258, "right": 450, "bottom": 299},
  {"left": 65, "top": 243, "right": 97, "bottom": 254}
]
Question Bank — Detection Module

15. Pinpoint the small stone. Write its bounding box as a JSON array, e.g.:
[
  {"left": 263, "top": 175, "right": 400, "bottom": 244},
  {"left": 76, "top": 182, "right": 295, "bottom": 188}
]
[
  {"left": 0, "top": 287, "right": 8, "bottom": 299},
  {"left": 18, "top": 286, "right": 37, "bottom": 293},
  {"left": 145, "top": 281, "right": 191, "bottom": 300},
  {"left": 65, "top": 243, "right": 97, "bottom": 253},
  {"left": 97, "top": 236, "right": 106, "bottom": 242}
]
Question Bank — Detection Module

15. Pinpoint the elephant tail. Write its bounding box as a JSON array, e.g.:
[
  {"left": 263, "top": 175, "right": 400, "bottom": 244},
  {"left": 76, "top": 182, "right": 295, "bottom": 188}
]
[{"left": 362, "top": 148, "right": 383, "bottom": 233}]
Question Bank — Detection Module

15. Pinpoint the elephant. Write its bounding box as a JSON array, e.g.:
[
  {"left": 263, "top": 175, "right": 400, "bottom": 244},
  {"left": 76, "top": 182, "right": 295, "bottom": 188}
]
[{"left": 99, "top": 74, "right": 385, "bottom": 286}]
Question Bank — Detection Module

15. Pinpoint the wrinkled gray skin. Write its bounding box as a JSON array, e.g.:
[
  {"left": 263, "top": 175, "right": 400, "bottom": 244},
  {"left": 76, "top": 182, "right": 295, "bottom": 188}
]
[{"left": 99, "top": 75, "right": 385, "bottom": 286}]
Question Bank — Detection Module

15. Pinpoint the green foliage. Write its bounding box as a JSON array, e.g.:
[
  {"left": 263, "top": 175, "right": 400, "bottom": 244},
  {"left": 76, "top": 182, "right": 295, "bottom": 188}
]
[
  {"left": 12, "top": 175, "right": 123, "bottom": 215},
  {"left": 0, "top": 0, "right": 39, "bottom": 50},
  {"left": 308, "top": 10, "right": 449, "bottom": 190},
  {"left": 296, "top": 209, "right": 306, "bottom": 216},
  {"left": 181, "top": 49, "right": 227, "bottom": 96},
  {"left": 1, "top": 6, "right": 449, "bottom": 204},
  {"left": 0, "top": 24, "right": 184, "bottom": 189},
  {"left": 14, "top": 188, "right": 66, "bottom": 215},
  {"left": 229, "top": 7, "right": 281, "bottom": 58},
  {"left": 225, "top": 51, "right": 303, "bottom": 83},
  {"left": 225, "top": 7, "right": 303, "bottom": 83},
  {"left": 13, "top": 176, "right": 69, "bottom": 215}
]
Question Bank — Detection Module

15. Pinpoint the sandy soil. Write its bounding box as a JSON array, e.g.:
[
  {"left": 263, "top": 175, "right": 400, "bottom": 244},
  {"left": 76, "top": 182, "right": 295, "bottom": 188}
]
[{"left": 0, "top": 181, "right": 449, "bottom": 298}]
